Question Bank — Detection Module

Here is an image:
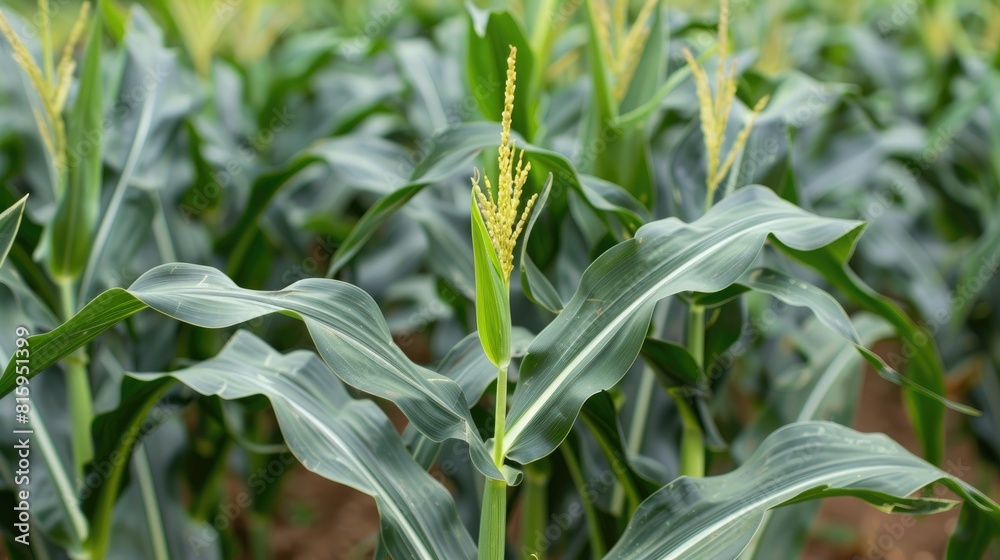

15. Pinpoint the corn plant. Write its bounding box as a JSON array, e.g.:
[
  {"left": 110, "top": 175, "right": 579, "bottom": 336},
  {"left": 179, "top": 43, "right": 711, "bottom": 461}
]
[{"left": 1, "top": 0, "right": 999, "bottom": 558}]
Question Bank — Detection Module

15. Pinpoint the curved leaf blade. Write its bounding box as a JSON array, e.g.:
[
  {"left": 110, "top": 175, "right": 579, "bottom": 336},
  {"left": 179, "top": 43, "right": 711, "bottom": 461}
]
[
  {"left": 0, "top": 265, "right": 504, "bottom": 481},
  {"left": 736, "top": 268, "right": 977, "bottom": 415},
  {"left": 0, "top": 195, "right": 27, "bottom": 270},
  {"left": 777, "top": 235, "right": 953, "bottom": 464},
  {"left": 504, "top": 187, "right": 886, "bottom": 463},
  {"left": 606, "top": 421, "right": 1000, "bottom": 560},
  {"left": 132, "top": 332, "right": 476, "bottom": 560},
  {"left": 519, "top": 174, "right": 563, "bottom": 313}
]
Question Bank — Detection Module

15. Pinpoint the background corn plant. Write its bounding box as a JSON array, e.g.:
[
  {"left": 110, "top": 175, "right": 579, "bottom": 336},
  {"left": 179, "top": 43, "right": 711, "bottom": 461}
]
[{"left": 0, "top": 0, "right": 998, "bottom": 558}]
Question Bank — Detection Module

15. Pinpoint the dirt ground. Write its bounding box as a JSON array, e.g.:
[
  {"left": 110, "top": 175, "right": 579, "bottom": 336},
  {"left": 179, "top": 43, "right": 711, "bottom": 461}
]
[{"left": 262, "top": 349, "right": 1000, "bottom": 560}]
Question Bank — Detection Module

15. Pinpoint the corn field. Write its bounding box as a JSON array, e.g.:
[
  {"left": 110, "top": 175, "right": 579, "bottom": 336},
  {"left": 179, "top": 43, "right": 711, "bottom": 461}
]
[{"left": 0, "top": 0, "right": 998, "bottom": 558}]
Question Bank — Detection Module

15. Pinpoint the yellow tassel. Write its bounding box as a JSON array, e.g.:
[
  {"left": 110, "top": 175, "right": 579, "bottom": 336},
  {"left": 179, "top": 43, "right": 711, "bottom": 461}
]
[
  {"left": 53, "top": 2, "right": 90, "bottom": 113},
  {"left": 472, "top": 45, "right": 537, "bottom": 281},
  {"left": 684, "top": 0, "right": 771, "bottom": 209}
]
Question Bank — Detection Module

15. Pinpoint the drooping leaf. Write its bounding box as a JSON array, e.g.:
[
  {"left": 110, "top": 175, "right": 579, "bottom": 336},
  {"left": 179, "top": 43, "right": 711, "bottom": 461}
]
[
  {"left": 735, "top": 267, "right": 973, "bottom": 415},
  {"left": 0, "top": 264, "right": 507, "bottom": 482},
  {"left": 777, "top": 234, "right": 952, "bottom": 464},
  {"left": 606, "top": 421, "right": 1000, "bottom": 560},
  {"left": 130, "top": 331, "right": 477, "bottom": 560},
  {"left": 735, "top": 314, "right": 896, "bottom": 559}
]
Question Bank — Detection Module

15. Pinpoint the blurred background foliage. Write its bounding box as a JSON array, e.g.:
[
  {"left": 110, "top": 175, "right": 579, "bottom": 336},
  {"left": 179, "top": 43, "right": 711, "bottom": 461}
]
[{"left": 0, "top": 0, "right": 998, "bottom": 558}]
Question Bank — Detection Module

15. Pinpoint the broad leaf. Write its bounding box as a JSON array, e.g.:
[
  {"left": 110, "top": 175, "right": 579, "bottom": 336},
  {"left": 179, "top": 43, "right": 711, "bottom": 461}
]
[
  {"left": 777, "top": 234, "right": 952, "bottom": 464},
  {"left": 0, "top": 265, "right": 506, "bottom": 482},
  {"left": 131, "top": 332, "right": 477, "bottom": 560},
  {"left": 502, "top": 186, "right": 962, "bottom": 463},
  {"left": 606, "top": 421, "right": 1000, "bottom": 559}
]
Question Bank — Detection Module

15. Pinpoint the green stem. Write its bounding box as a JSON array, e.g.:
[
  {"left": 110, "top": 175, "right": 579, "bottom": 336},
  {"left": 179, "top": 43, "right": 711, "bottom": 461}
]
[
  {"left": 479, "top": 478, "right": 508, "bottom": 560},
  {"left": 60, "top": 279, "right": 93, "bottom": 485},
  {"left": 560, "top": 443, "right": 606, "bottom": 559},
  {"left": 192, "top": 438, "right": 233, "bottom": 521},
  {"left": 248, "top": 511, "right": 270, "bottom": 560},
  {"left": 492, "top": 365, "right": 508, "bottom": 465},
  {"left": 679, "top": 303, "right": 706, "bottom": 478},
  {"left": 688, "top": 304, "right": 704, "bottom": 369},
  {"left": 479, "top": 365, "right": 509, "bottom": 560},
  {"left": 672, "top": 393, "right": 705, "bottom": 478},
  {"left": 518, "top": 460, "right": 550, "bottom": 559}
]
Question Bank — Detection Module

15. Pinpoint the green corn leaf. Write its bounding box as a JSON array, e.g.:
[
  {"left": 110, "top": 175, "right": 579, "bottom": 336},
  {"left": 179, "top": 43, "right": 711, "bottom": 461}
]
[
  {"left": 735, "top": 314, "right": 896, "bottom": 559},
  {"left": 618, "top": 1, "right": 665, "bottom": 116},
  {"left": 449, "top": 327, "right": 533, "bottom": 403},
  {"left": 640, "top": 337, "right": 706, "bottom": 390},
  {"left": 471, "top": 191, "right": 511, "bottom": 368},
  {"left": 217, "top": 135, "right": 412, "bottom": 276},
  {"left": 946, "top": 502, "right": 998, "bottom": 559},
  {"left": 605, "top": 421, "right": 1000, "bottom": 559},
  {"left": 129, "top": 332, "right": 477, "bottom": 560},
  {"left": 582, "top": 0, "right": 617, "bottom": 125},
  {"left": 519, "top": 174, "right": 563, "bottom": 314},
  {"left": 49, "top": 15, "right": 102, "bottom": 280},
  {"left": 85, "top": 377, "right": 176, "bottom": 559},
  {"left": 466, "top": 4, "right": 536, "bottom": 140},
  {"left": 0, "top": 195, "right": 27, "bottom": 270},
  {"left": 501, "top": 186, "right": 967, "bottom": 464},
  {"left": 328, "top": 122, "right": 647, "bottom": 276},
  {"left": 776, "top": 234, "right": 952, "bottom": 465},
  {"left": 0, "top": 264, "right": 508, "bottom": 483},
  {"left": 327, "top": 182, "right": 426, "bottom": 276},
  {"left": 578, "top": 391, "right": 662, "bottom": 510},
  {"left": 735, "top": 267, "right": 976, "bottom": 417}
]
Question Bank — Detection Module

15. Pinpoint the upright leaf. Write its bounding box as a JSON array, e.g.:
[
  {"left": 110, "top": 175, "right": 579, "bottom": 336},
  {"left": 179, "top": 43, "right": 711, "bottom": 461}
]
[
  {"left": 0, "top": 195, "right": 26, "bottom": 269},
  {"left": 466, "top": 5, "right": 536, "bottom": 139},
  {"left": 49, "top": 15, "right": 102, "bottom": 279},
  {"left": 471, "top": 193, "right": 511, "bottom": 368}
]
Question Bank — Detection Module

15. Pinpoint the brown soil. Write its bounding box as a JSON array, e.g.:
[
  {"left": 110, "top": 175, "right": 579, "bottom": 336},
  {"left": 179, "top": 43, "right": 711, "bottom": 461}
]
[
  {"left": 268, "top": 468, "right": 379, "bottom": 560},
  {"left": 802, "top": 349, "right": 1000, "bottom": 560}
]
